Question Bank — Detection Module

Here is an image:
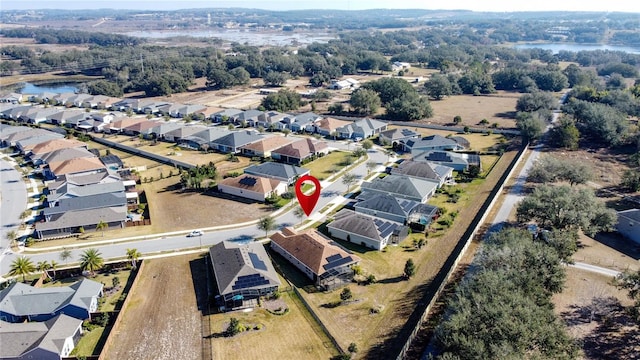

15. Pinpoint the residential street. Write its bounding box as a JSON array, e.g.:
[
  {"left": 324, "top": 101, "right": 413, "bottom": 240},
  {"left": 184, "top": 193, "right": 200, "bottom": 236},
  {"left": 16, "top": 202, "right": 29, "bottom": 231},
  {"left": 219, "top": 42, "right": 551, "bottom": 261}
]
[
  {"left": 0, "top": 143, "right": 387, "bottom": 276},
  {"left": 0, "top": 158, "right": 27, "bottom": 266}
]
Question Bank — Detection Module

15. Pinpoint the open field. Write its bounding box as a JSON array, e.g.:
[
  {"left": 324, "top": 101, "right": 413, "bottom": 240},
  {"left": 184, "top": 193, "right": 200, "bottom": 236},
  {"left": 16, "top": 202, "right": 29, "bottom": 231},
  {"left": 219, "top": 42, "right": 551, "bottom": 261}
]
[
  {"left": 102, "top": 254, "right": 205, "bottom": 360},
  {"left": 209, "top": 289, "right": 339, "bottom": 360},
  {"left": 553, "top": 267, "right": 640, "bottom": 360},
  {"left": 295, "top": 145, "right": 520, "bottom": 358},
  {"left": 417, "top": 92, "right": 520, "bottom": 129}
]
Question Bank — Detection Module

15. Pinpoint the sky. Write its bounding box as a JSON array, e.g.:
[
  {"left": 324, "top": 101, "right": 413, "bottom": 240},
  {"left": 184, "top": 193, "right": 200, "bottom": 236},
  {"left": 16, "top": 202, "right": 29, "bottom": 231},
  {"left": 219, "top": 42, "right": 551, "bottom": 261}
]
[{"left": 2, "top": 0, "right": 639, "bottom": 13}]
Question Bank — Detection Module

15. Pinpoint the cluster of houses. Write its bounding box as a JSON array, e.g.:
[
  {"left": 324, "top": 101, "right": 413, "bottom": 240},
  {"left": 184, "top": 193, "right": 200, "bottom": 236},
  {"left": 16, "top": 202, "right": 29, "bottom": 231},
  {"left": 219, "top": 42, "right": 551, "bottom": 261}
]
[
  {"left": 0, "top": 124, "right": 139, "bottom": 240},
  {"left": 207, "top": 130, "right": 480, "bottom": 310},
  {"left": 0, "top": 278, "right": 104, "bottom": 360}
]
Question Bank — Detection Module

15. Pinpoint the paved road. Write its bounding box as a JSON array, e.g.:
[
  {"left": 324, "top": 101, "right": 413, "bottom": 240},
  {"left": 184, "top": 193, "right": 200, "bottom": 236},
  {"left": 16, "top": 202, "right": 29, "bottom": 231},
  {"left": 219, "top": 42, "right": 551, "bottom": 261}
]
[
  {"left": 0, "top": 158, "right": 28, "bottom": 265},
  {"left": 0, "top": 142, "right": 387, "bottom": 276}
]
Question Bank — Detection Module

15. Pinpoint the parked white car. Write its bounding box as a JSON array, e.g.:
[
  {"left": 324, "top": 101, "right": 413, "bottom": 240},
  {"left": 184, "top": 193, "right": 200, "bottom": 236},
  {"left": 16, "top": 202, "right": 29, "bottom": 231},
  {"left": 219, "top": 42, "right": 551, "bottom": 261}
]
[{"left": 188, "top": 230, "right": 203, "bottom": 237}]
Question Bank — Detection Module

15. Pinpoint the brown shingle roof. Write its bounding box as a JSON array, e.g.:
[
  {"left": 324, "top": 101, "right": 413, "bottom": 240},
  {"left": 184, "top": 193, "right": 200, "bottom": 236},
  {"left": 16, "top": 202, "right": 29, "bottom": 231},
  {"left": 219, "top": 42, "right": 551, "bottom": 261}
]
[
  {"left": 47, "top": 157, "right": 105, "bottom": 176},
  {"left": 30, "top": 138, "right": 86, "bottom": 156},
  {"left": 272, "top": 138, "right": 328, "bottom": 159},
  {"left": 314, "top": 117, "right": 351, "bottom": 132},
  {"left": 218, "top": 174, "right": 282, "bottom": 194},
  {"left": 270, "top": 227, "right": 360, "bottom": 276}
]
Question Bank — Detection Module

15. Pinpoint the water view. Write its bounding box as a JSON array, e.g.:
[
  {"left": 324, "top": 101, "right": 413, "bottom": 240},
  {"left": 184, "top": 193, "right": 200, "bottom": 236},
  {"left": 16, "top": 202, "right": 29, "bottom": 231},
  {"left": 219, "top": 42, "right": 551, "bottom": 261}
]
[
  {"left": 125, "top": 29, "right": 335, "bottom": 46},
  {"left": 18, "top": 82, "right": 80, "bottom": 94},
  {"left": 513, "top": 42, "right": 640, "bottom": 54}
]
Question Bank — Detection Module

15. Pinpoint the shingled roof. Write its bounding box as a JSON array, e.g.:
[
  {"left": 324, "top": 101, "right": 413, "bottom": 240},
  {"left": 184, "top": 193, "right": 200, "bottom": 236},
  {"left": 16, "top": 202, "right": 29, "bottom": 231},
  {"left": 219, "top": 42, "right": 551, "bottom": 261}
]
[
  {"left": 209, "top": 241, "right": 281, "bottom": 296},
  {"left": 270, "top": 228, "right": 360, "bottom": 277}
]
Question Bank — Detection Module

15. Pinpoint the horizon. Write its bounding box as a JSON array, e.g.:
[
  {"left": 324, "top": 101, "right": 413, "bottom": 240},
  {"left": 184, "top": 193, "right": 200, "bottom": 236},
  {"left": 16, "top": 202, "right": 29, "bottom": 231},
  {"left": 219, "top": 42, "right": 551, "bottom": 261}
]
[{"left": 2, "top": 0, "right": 639, "bottom": 13}]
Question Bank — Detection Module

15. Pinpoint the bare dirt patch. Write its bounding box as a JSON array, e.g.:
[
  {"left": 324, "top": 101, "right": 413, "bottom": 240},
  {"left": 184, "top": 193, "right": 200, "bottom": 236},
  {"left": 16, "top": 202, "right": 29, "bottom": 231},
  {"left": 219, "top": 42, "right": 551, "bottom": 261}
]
[
  {"left": 143, "top": 177, "right": 271, "bottom": 233},
  {"left": 103, "top": 254, "right": 206, "bottom": 360},
  {"left": 417, "top": 92, "right": 520, "bottom": 129},
  {"left": 553, "top": 267, "right": 640, "bottom": 360}
]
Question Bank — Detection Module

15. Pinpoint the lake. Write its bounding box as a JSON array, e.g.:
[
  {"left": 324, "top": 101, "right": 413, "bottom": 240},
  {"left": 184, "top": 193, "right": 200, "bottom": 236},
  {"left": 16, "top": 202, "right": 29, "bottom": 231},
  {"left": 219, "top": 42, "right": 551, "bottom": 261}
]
[
  {"left": 513, "top": 43, "right": 640, "bottom": 54},
  {"left": 18, "top": 82, "right": 80, "bottom": 94},
  {"left": 125, "top": 29, "right": 335, "bottom": 47}
]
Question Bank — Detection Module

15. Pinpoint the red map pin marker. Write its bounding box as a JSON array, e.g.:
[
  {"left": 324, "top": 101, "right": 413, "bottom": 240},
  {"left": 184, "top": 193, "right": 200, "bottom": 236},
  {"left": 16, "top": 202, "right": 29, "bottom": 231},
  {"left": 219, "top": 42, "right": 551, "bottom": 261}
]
[{"left": 295, "top": 174, "right": 321, "bottom": 216}]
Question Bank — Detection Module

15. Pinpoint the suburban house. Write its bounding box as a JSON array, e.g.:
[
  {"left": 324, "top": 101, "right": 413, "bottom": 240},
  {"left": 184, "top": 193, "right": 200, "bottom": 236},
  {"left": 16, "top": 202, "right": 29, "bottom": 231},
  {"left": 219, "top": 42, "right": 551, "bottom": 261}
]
[
  {"left": 164, "top": 125, "right": 207, "bottom": 143},
  {"left": 0, "top": 92, "right": 23, "bottom": 104},
  {"left": 308, "top": 117, "right": 351, "bottom": 137},
  {"left": 158, "top": 103, "right": 207, "bottom": 118},
  {"left": 212, "top": 108, "right": 244, "bottom": 123},
  {"left": 121, "top": 120, "right": 158, "bottom": 136},
  {"left": 378, "top": 128, "right": 421, "bottom": 148},
  {"left": 401, "top": 134, "right": 465, "bottom": 153},
  {"left": 271, "top": 138, "right": 329, "bottom": 165},
  {"left": 359, "top": 174, "right": 437, "bottom": 203},
  {"left": 37, "top": 147, "right": 95, "bottom": 168},
  {"left": 28, "top": 138, "right": 88, "bottom": 165},
  {"left": 412, "top": 150, "right": 481, "bottom": 171},
  {"left": 237, "top": 109, "right": 264, "bottom": 127},
  {"left": 354, "top": 193, "right": 438, "bottom": 225},
  {"left": 289, "top": 112, "right": 323, "bottom": 132},
  {"left": 209, "top": 130, "right": 263, "bottom": 154},
  {"left": 217, "top": 174, "right": 287, "bottom": 202},
  {"left": 29, "top": 92, "right": 58, "bottom": 104},
  {"left": 0, "top": 279, "right": 103, "bottom": 322},
  {"left": 0, "top": 314, "right": 83, "bottom": 360},
  {"left": 48, "top": 109, "right": 86, "bottom": 126},
  {"left": 195, "top": 106, "right": 223, "bottom": 121},
  {"left": 239, "top": 135, "right": 294, "bottom": 158},
  {"left": 147, "top": 122, "right": 183, "bottom": 140},
  {"left": 328, "top": 78, "right": 359, "bottom": 90},
  {"left": 255, "top": 111, "right": 291, "bottom": 130},
  {"left": 0, "top": 124, "right": 32, "bottom": 146},
  {"left": 19, "top": 107, "right": 60, "bottom": 124},
  {"left": 11, "top": 130, "right": 64, "bottom": 153},
  {"left": 52, "top": 93, "right": 76, "bottom": 106},
  {"left": 389, "top": 159, "right": 454, "bottom": 188},
  {"left": 327, "top": 209, "right": 409, "bottom": 250},
  {"left": 617, "top": 209, "right": 640, "bottom": 244},
  {"left": 243, "top": 162, "right": 310, "bottom": 185},
  {"left": 270, "top": 227, "right": 361, "bottom": 290},
  {"left": 46, "top": 176, "right": 125, "bottom": 208},
  {"left": 209, "top": 241, "right": 281, "bottom": 310},
  {"left": 104, "top": 117, "right": 146, "bottom": 134},
  {"left": 335, "top": 118, "right": 387, "bottom": 140},
  {"left": 44, "top": 156, "right": 107, "bottom": 180},
  {"left": 35, "top": 205, "right": 127, "bottom": 239},
  {"left": 0, "top": 104, "right": 33, "bottom": 121},
  {"left": 178, "top": 127, "right": 227, "bottom": 149}
]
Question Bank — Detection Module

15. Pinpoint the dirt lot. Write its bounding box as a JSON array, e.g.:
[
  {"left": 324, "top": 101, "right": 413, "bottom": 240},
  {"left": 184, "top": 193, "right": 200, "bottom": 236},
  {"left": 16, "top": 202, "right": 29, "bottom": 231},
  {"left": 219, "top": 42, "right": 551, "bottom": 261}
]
[
  {"left": 553, "top": 267, "right": 640, "bottom": 360},
  {"left": 417, "top": 92, "right": 520, "bottom": 129},
  {"left": 143, "top": 177, "right": 271, "bottom": 233},
  {"left": 103, "top": 254, "right": 206, "bottom": 360}
]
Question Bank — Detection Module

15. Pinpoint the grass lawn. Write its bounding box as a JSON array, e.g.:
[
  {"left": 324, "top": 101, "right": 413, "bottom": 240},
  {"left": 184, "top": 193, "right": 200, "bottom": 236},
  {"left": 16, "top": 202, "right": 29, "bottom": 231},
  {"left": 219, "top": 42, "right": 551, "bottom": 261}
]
[
  {"left": 209, "top": 290, "right": 338, "bottom": 360},
  {"left": 43, "top": 268, "right": 134, "bottom": 312},
  {"left": 72, "top": 325, "right": 111, "bottom": 356},
  {"left": 302, "top": 150, "right": 350, "bottom": 180}
]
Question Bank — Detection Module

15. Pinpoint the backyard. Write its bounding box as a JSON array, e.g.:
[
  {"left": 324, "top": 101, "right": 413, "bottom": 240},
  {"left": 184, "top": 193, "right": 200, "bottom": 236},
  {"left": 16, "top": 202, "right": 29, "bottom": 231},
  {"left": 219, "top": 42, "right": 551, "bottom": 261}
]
[
  {"left": 102, "top": 254, "right": 205, "bottom": 360},
  {"left": 419, "top": 92, "right": 520, "bottom": 129}
]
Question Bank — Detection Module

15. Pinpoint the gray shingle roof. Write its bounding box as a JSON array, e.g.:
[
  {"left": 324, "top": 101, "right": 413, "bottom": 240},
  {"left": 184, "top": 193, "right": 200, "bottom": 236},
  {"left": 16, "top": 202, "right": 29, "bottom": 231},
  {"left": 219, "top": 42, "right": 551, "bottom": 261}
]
[
  {"left": 0, "top": 314, "right": 82, "bottom": 358},
  {"left": 0, "top": 278, "right": 103, "bottom": 318},
  {"left": 44, "top": 192, "right": 127, "bottom": 217},
  {"left": 328, "top": 209, "right": 403, "bottom": 241},
  {"left": 209, "top": 241, "right": 280, "bottom": 296},
  {"left": 211, "top": 130, "right": 263, "bottom": 148},
  {"left": 403, "top": 134, "right": 460, "bottom": 151},
  {"left": 354, "top": 193, "right": 420, "bottom": 217},
  {"left": 618, "top": 208, "right": 640, "bottom": 222},
  {"left": 391, "top": 160, "right": 440, "bottom": 180},
  {"left": 360, "top": 175, "right": 437, "bottom": 202},
  {"left": 243, "top": 162, "right": 309, "bottom": 182},
  {"left": 36, "top": 205, "right": 127, "bottom": 231}
]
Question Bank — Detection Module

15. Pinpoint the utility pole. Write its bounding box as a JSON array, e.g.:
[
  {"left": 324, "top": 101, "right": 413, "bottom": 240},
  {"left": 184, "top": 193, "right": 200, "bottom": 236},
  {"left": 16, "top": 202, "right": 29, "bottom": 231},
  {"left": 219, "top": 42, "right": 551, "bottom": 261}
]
[{"left": 140, "top": 53, "right": 144, "bottom": 75}]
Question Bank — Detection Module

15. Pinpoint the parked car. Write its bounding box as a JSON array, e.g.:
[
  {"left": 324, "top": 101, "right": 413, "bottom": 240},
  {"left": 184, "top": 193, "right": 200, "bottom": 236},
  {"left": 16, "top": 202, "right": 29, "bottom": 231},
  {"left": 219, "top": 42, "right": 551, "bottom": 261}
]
[{"left": 188, "top": 230, "right": 203, "bottom": 237}]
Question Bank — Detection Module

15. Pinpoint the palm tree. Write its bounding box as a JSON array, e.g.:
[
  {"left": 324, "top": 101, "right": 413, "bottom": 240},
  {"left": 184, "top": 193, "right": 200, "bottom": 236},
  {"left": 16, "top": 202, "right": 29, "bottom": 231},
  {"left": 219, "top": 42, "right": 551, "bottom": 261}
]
[
  {"left": 126, "top": 248, "right": 141, "bottom": 270},
  {"left": 80, "top": 248, "right": 104, "bottom": 276},
  {"left": 49, "top": 260, "right": 59, "bottom": 280},
  {"left": 59, "top": 248, "right": 72, "bottom": 263},
  {"left": 6, "top": 230, "right": 18, "bottom": 249},
  {"left": 37, "top": 260, "right": 51, "bottom": 280},
  {"left": 96, "top": 220, "right": 108, "bottom": 237},
  {"left": 9, "top": 256, "right": 35, "bottom": 283}
]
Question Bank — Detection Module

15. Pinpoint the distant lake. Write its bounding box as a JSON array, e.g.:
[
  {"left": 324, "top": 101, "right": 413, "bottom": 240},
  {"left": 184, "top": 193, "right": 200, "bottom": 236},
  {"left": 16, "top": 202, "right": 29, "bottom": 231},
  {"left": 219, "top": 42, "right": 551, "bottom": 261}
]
[
  {"left": 513, "top": 43, "right": 640, "bottom": 54},
  {"left": 125, "top": 29, "right": 335, "bottom": 46},
  {"left": 17, "top": 82, "right": 80, "bottom": 94}
]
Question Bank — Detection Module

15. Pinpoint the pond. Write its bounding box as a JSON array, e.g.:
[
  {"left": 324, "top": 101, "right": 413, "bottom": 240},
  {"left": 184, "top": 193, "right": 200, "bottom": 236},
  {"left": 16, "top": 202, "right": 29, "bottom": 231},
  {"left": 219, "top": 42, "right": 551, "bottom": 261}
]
[
  {"left": 17, "top": 82, "right": 81, "bottom": 94},
  {"left": 513, "top": 43, "right": 640, "bottom": 54}
]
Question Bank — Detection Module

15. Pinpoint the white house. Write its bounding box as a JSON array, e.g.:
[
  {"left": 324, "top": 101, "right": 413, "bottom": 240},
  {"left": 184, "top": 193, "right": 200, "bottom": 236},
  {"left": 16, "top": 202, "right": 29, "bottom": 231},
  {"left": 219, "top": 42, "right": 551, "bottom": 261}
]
[{"left": 617, "top": 209, "right": 640, "bottom": 244}]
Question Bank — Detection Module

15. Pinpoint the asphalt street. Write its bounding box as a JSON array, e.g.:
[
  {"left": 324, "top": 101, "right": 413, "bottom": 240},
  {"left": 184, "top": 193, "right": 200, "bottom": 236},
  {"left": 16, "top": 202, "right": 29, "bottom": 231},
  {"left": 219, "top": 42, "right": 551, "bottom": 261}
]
[{"left": 0, "top": 141, "right": 387, "bottom": 276}]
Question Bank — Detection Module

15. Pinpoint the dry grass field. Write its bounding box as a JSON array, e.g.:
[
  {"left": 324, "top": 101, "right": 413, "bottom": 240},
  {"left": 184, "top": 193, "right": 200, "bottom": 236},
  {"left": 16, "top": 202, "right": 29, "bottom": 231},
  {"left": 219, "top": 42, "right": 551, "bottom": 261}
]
[
  {"left": 209, "top": 289, "right": 339, "bottom": 360},
  {"left": 418, "top": 92, "right": 521, "bottom": 129},
  {"left": 102, "top": 254, "right": 205, "bottom": 360}
]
